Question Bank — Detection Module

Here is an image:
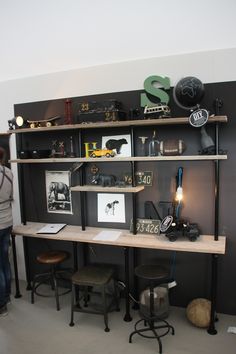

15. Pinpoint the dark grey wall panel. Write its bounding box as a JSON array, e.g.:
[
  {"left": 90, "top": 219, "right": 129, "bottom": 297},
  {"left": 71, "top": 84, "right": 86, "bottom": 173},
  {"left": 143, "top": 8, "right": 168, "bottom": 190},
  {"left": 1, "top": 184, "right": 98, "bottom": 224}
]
[{"left": 14, "top": 82, "right": 235, "bottom": 314}]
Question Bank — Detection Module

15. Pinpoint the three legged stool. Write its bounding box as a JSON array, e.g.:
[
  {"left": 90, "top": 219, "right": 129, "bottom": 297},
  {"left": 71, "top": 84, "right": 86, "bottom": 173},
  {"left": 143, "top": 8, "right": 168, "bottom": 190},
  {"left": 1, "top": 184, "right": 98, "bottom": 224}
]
[{"left": 129, "top": 264, "right": 175, "bottom": 353}]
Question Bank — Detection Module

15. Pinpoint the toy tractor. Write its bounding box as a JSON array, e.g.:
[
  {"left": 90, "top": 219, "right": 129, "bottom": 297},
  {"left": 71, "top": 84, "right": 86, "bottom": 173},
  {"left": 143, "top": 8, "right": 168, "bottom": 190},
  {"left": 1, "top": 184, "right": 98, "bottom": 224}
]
[{"left": 165, "top": 219, "right": 200, "bottom": 242}]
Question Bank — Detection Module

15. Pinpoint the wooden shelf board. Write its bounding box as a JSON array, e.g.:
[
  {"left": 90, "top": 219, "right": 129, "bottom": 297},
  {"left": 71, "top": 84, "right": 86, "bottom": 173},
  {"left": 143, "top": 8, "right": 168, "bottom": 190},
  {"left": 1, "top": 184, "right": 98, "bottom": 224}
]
[
  {"left": 9, "top": 154, "right": 227, "bottom": 164},
  {"left": 7, "top": 115, "right": 227, "bottom": 134},
  {"left": 12, "top": 222, "right": 226, "bottom": 255},
  {"left": 9, "top": 157, "right": 82, "bottom": 163},
  {"left": 70, "top": 185, "right": 144, "bottom": 193}
]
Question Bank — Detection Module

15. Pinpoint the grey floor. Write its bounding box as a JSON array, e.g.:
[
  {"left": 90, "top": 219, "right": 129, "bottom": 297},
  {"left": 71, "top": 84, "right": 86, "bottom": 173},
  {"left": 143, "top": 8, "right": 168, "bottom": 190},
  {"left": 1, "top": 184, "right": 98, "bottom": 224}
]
[{"left": 0, "top": 281, "right": 235, "bottom": 354}]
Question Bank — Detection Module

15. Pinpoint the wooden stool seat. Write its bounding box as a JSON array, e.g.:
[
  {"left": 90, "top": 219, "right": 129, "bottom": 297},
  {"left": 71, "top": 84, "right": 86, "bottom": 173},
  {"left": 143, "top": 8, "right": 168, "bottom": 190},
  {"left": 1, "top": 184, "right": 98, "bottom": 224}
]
[
  {"left": 72, "top": 265, "right": 114, "bottom": 286},
  {"left": 31, "top": 250, "right": 71, "bottom": 311},
  {"left": 37, "top": 250, "right": 68, "bottom": 264},
  {"left": 135, "top": 264, "right": 169, "bottom": 281},
  {"left": 70, "top": 265, "right": 120, "bottom": 332}
]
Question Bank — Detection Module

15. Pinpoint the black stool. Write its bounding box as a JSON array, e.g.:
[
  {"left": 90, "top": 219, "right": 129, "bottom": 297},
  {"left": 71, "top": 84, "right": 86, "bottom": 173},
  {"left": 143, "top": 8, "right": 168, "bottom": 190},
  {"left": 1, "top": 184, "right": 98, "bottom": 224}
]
[
  {"left": 129, "top": 264, "right": 175, "bottom": 354},
  {"left": 31, "top": 250, "right": 71, "bottom": 311},
  {"left": 69, "top": 265, "right": 120, "bottom": 332}
]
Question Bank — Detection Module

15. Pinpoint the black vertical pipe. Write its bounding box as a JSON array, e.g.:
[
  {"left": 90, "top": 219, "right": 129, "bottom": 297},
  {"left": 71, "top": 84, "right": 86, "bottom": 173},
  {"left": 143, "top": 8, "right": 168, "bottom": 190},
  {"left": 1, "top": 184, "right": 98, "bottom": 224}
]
[
  {"left": 78, "top": 129, "right": 86, "bottom": 230},
  {"left": 123, "top": 247, "right": 132, "bottom": 322},
  {"left": 11, "top": 234, "right": 22, "bottom": 298},
  {"left": 132, "top": 247, "right": 139, "bottom": 310},
  {"left": 16, "top": 134, "right": 32, "bottom": 289},
  {"left": 207, "top": 121, "right": 220, "bottom": 334},
  {"left": 130, "top": 126, "right": 139, "bottom": 309},
  {"left": 23, "top": 236, "right": 32, "bottom": 290},
  {"left": 130, "top": 126, "right": 137, "bottom": 235},
  {"left": 214, "top": 159, "right": 219, "bottom": 241},
  {"left": 16, "top": 134, "right": 26, "bottom": 225},
  {"left": 207, "top": 254, "right": 218, "bottom": 335},
  {"left": 72, "top": 241, "right": 78, "bottom": 271},
  {"left": 214, "top": 122, "right": 219, "bottom": 241}
]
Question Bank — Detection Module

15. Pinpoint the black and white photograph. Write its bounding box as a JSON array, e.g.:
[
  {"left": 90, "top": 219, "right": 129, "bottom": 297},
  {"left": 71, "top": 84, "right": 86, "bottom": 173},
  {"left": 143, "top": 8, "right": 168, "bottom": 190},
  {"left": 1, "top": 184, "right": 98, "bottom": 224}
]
[
  {"left": 45, "top": 170, "right": 72, "bottom": 214},
  {"left": 102, "top": 134, "right": 131, "bottom": 157},
  {"left": 97, "top": 193, "right": 125, "bottom": 223}
]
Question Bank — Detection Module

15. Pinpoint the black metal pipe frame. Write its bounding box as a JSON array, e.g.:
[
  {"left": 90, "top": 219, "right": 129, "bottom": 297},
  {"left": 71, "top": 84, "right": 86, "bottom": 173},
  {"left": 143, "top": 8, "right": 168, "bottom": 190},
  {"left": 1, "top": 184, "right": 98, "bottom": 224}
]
[
  {"left": 130, "top": 126, "right": 137, "bottom": 234},
  {"left": 72, "top": 241, "right": 78, "bottom": 272},
  {"left": 214, "top": 122, "right": 219, "bottom": 241},
  {"left": 208, "top": 254, "right": 218, "bottom": 335},
  {"left": 130, "top": 126, "right": 140, "bottom": 309},
  {"left": 23, "top": 237, "right": 32, "bottom": 290},
  {"left": 11, "top": 234, "right": 22, "bottom": 298},
  {"left": 78, "top": 128, "right": 87, "bottom": 292},
  {"left": 12, "top": 134, "right": 32, "bottom": 295},
  {"left": 123, "top": 247, "right": 132, "bottom": 322},
  {"left": 11, "top": 120, "right": 224, "bottom": 332},
  {"left": 208, "top": 122, "right": 220, "bottom": 335},
  {"left": 78, "top": 129, "right": 86, "bottom": 230}
]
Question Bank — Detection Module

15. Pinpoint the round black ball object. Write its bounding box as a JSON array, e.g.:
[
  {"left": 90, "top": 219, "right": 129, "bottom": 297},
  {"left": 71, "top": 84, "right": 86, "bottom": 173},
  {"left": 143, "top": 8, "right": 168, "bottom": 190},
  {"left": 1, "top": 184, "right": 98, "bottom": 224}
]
[{"left": 173, "top": 76, "right": 205, "bottom": 110}]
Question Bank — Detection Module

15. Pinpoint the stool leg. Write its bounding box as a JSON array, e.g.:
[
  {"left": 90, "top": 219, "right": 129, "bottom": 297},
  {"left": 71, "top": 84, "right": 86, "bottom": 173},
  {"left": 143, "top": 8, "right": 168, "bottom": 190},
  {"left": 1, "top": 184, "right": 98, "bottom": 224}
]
[
  {"left": 69, "top": 284, "right": 75, "bottom": 327},
  {"left": 75, "top": 284, "right": 81, "bottom": 305},
  {"left": 31, "top": 276, "right": 37, "bottom": 304},
  {"left": 150, "top": 326, "right": 163, "bottom": 354},
  {"left": 52, "top": 266, "right": 60, "bottom": 311},
  {"left": 84, "top": 286, "right": 89, "bottom": 307},
  {"left": 114, "top": 279, "right": 120, "bottom": 312},
  {"left": 149, "top": 281, "right": 155, "bottom": 324},
  {"left": 50, "top": 268, "right": 55, "bottom": 290},
  {"left": 102, "top": 285, "right": 110, "bottom": 332}
]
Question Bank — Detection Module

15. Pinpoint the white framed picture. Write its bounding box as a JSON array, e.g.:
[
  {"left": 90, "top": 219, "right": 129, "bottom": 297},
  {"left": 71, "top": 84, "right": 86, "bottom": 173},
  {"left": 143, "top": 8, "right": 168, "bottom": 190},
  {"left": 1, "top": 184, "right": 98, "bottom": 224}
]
[
  {"left": 45, "top": 171, "right": 72, "bottom": 214},
  {"left": 102, "top": 134, "right": 131, "bottom": 157},
  {"left": 97, "top": 193, "right": 126, "bottom": 223}
]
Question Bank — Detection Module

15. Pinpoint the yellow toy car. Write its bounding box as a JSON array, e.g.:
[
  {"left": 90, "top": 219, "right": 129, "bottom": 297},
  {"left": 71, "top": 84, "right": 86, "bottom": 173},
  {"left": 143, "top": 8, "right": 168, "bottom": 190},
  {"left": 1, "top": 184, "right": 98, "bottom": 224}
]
[{"left": 90, "top": 149, "right": 116, "bottom": 158}]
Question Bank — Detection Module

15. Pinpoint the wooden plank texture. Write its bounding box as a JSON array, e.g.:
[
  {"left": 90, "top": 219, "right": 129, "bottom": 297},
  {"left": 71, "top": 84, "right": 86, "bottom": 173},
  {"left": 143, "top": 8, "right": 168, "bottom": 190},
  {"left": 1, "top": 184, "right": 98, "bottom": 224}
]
[
  {"left": 9, "top": 155, "right": 227, "bottom": 164},
  {"left": 12, "top": 222, "right": 226, "bottom": 255},
  {"left": 8, "top": 115, "right": 228, "bottom": 134}
]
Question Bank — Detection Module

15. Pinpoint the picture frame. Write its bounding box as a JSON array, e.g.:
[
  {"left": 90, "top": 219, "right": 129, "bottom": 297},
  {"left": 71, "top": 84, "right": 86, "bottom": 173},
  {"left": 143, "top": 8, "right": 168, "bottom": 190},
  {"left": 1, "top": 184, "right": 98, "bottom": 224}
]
[
  {"left": 102, "top": 134, "right": 131, "bottom": 157},
  {"left": 97, "top": 193, "right": 125, "bottom": 223},
  {"left": 45, "top": 170, "right": 72, "bottom": 214}
]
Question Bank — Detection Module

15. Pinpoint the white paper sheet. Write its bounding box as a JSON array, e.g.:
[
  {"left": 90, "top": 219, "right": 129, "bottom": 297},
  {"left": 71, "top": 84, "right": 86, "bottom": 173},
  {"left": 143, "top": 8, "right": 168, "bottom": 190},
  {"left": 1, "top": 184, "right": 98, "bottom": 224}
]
[
  {"left": 36, "top": 223, "right": 67, "bottom": 234},
  {"left": 93, "top": 230, "right": 121, "bottom": 241}
]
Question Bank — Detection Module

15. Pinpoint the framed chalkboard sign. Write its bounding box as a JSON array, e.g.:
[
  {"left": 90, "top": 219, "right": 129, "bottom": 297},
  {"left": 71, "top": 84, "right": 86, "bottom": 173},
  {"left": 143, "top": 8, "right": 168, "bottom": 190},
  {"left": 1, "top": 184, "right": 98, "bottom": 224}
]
[{"left": 130, "top": 218, "right": 160, "bottom": 235}]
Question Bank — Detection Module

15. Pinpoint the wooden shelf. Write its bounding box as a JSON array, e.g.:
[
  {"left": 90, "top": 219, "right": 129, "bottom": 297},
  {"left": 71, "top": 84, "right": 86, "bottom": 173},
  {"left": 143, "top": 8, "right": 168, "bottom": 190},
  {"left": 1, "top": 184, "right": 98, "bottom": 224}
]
[
  {"left": 9, "top": 154, "right": 227, "bottom": 164},
  {"left": 70, "top": 185, "right": 144, "bottom": 193},
  {"left": 12, "top": 222, "right": 226, "bottom": 255},
  {"left": 7, "top": 115, "right": 228, "bottom": 134}
]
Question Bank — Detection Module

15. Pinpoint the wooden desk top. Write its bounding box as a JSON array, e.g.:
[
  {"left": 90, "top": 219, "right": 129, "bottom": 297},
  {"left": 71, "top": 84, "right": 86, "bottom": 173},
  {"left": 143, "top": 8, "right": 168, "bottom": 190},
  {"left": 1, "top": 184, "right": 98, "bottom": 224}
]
[{"left": 12, "top": 222, "right": 226, "bottom": 255}]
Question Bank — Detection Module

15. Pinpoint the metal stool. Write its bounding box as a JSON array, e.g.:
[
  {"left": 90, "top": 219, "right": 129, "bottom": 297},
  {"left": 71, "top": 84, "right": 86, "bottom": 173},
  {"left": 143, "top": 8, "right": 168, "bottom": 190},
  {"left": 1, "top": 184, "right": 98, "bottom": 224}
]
[
  {"left": 69, "top": 265, "right": 120, "bottom": 332},
  {"left": 31, "top": 250, "right": 71, "bottom": 311},
  {"left": 129, "top": 264, "right": 175, "bottom": 354}
]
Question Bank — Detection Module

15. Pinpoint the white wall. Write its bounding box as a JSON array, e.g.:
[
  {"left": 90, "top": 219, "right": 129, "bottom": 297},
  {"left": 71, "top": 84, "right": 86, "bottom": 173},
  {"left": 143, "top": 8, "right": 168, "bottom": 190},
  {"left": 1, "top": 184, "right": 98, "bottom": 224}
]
[
  {"left": 1, "top": 0, "right": 236, "bottom": 82},
  {"left": 1, "top": 47, "right": 236, "bottom": 279}
]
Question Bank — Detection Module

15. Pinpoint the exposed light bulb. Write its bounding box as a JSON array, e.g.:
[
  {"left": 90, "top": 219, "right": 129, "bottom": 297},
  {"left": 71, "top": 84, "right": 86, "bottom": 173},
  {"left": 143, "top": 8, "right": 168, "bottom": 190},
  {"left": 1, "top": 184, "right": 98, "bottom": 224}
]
[{"left": 176, "top": 186, "right": 183, "bottom": 202}]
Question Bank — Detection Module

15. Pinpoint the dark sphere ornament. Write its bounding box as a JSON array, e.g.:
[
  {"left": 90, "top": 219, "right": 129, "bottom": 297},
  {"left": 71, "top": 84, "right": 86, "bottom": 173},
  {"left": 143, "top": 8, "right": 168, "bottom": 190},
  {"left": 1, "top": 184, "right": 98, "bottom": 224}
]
[{"left": 173, "top": 76, "right": 205, "bottom": 110}]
